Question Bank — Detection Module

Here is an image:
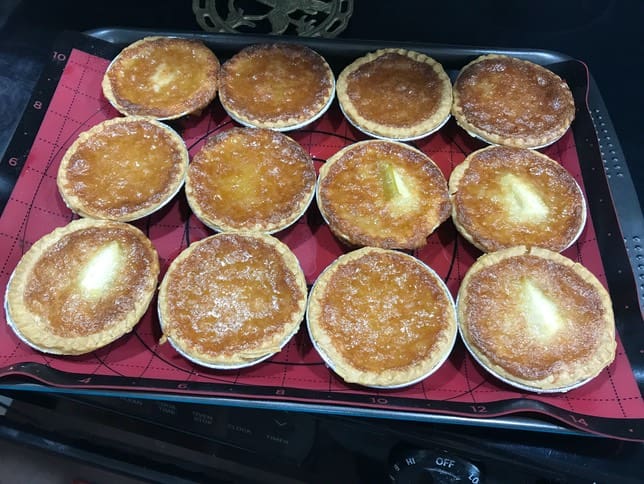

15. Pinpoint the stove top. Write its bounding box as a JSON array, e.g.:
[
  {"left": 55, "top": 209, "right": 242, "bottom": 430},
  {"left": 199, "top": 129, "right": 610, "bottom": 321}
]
[
  {"left": 0, "top": 3, "right": 642, "bottom": 481},
  {"left": 1, "top": 391, "right": 642, "bottom": 483}
]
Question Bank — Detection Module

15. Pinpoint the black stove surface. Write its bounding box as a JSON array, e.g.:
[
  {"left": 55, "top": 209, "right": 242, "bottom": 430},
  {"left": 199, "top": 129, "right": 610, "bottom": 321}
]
[
  {"left": 0, "top": 2, "right": 642, "bottom": 482},
  {"left": 1, "top": 390, "right": 642, "bottom": 483}
]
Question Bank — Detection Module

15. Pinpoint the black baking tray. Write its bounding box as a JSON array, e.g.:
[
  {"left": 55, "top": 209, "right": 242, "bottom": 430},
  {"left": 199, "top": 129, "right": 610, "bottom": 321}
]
[{"left": 0, "top": 28, "right": 642, "bottom": 438}]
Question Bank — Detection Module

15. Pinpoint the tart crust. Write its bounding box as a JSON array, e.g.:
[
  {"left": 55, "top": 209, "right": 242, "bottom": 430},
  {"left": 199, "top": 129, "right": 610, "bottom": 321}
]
[
  {"left": 317, "top": 140, "right": 451, "bottom": 249},
  {"left": 185, "top": 127, "right": 316, "bottom": 233},
  {"left": 449, "top": 145, "right": 586, "bottom": 252},
  {"left": 57, "top": 116, "right": 189, "bottom": 222},
  {"left": 337, "top": 48, "right": 452, "bottom": 140},
  {"left": 452, "top": 55, "right": 575, "bottom": 148},
  {"left": 457, "top": 246, "right": 616, "bottom": 392},
  {"left": 5, "top": 219, "right": 160, "bottom": 355},
  {"left": 307, "top": 247, "right": 457, "bottom": 387},
  {"left": 218, "top": 43, "right": 335, "bottom": 130},
  {"left": 102, "top": 36, "right": 220, "bottom": 119},
  {"left": 157, "top": 232, "right": 307, "bottom": 367}
]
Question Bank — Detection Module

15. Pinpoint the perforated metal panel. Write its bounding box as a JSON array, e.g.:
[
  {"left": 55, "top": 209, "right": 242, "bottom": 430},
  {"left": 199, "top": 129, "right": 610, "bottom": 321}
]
[{"left": 588, "top": 76, "right": 644, "bottom": 309}]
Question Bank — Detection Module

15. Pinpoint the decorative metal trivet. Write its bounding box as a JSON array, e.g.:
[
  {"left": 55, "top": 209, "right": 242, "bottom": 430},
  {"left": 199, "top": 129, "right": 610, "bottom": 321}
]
[{"left": 193, "top": 0, "right": 353, "bottom": 37}]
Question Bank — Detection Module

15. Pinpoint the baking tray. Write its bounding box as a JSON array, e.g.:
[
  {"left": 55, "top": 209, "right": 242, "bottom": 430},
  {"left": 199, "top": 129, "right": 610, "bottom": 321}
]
[{"left": 0, "top": 29, "right": 642, "bottom": 441}]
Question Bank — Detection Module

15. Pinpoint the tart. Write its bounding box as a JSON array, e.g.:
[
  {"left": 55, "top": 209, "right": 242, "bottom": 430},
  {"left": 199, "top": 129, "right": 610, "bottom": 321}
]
[
  {"left": 449, "top": 145, "right": 586, "bottom": 252},
  {"left": 457, "top": 246, "right": 616, "bottom": 392},
  {"left": 102, "top": 36, "right": 220, "bottom": 119},
  {"left": 185, "top": 127, "right": 316, "bottom": 233},
  {"left": 57, "top": 116, "right": 189, "bottom": 222},
  {"left": 218, "top": 43, "right": 335, "bottom": 130},
  {"left": 307, "top": 247, "right": 457, "bottom": 387},
  {"left": 4, "top": 219, "right": 159, "bottom": 355},
  {"left": 317, "top": 140, "right": 451, "bottom": 249},
  {"left": 452, "top": 54, "right": 575, "bottom": 148},
  {"left": 337, "top": 48, "right": 452, "bottom": 140},
  {"left": 157, "top": 232, "right": 307, "bottom": 368}
]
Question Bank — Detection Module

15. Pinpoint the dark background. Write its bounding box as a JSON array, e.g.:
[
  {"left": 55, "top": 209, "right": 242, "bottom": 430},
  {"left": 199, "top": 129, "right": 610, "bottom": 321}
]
[{"left": 1, "top": 0, "right": 641, "bottom": 207}]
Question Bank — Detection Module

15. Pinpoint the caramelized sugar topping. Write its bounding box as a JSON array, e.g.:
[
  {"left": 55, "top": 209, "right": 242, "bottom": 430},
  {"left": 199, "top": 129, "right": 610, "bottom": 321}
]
[
  {"left": 454, "top": 57, "right": 574, "bottom": 139},
  {"left": 320, "top": 141, "right": 450, "bottom": 248},
  {"left": 317, "top": 251, "right": 452, "bottom": 372},
  {"left": 63, "top": 120, "right": 185, "bottom": 217},
  {"left": 107, "top": 37, "right": 219, "bottom": 117},
  {"left": 462, "top": 255, "right": 609, "bottom": 380},
  {"left": 23, "top": 226, "right": 157, "bottom": 337},
  {"left": 220, "top": 43, "right": 333, "bottom": 123},
  {"left": 188, "top": 128, "right": 315, "bottom": 230},
  {"left": 453, "top": 146, "right": 584, "bottom": 251},
  {"left": 346, "top": 52, "right": 445, "bottom": 127},
  {"left": 163, "top": 235, "right": 303, "bottom": 357}
]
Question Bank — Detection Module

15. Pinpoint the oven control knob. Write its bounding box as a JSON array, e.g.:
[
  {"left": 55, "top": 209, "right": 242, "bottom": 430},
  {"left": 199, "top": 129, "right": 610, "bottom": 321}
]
[{"left": 388, "top": 448, "right": 482, "bottom": 484}]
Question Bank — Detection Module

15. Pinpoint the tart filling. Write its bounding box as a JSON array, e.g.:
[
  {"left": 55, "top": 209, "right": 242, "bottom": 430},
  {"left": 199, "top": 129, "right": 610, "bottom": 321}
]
[
  {"left": 57, "top": 116, "right": 188, "bottom": 222},
  {"left": 337, "top": 48, "right": 452, "bottom": 140},
  {"left": 186, "top": 127, "right": 316, "bottom": 233},
  {"left": 218, "top": 43, "right": 335, "bottom": 130},
  {"left": 5, "top": 219, "right": 159, "bottom": 355},
  {"left": 457, "top": 246, "right": 616, "bottom": 392},
  {"left": 317, "top": 140, "right": 450, "bottom": 249},
  {"left": 307, "top": 247, "right": 457, "bottom": 387},
  {"left": 449, "top": 145, "right": 586, "bottom": 252},
  {"left": 102, "top": 36, "right": 220, "bottom": 119},
  {"left": 158, "top": 232, "right": 307, "bottom": 368},
  {"left": 452, "top": 54, "right": 575, "bottom": 148}
]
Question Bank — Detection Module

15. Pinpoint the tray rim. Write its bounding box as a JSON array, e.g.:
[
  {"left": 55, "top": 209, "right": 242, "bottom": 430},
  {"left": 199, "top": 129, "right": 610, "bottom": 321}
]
[
  {"left": 0, "top": 380, "right": 594, "bottom": 437},
  {"left": 85, "top": 26, "right": 577, "bottom": 65}
]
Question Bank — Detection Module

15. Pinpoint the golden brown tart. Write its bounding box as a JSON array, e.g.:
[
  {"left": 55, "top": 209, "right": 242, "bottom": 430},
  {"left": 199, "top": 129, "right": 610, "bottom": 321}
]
[
  {"left": 57, "top": 116, "right": 189, "bottom": 222},
  {"left": 4, "top": 219, "right": 160, "bottom": 355},
  {"left": 457, "top": 246, "right": 616, "bottom": 392},
  {"left": 185, "top": 127, "right": 316, "bottom": 233},
  {"left": 452, "top": 55, "right": 575, "bottom": 148},
  {"left": 449, "top": 146, "right": 586, "bottom": 252},
  {"left": 317, "top": 140, "right": 451, "bottom": 249},
  {"left": 157, "top": 232, "right": 307, "bottom": 368},
  {"left": 307, "top": 247, "right": 457, "bottom": 387},
  {"left": 337, "top": 48, "right": 452, "bottom": 140},
  {"left": 102, "top": 36, "right": 220, "bottom": 119},
  {"left": 218, "top": 43, "right": 335, "bottom": 130}
]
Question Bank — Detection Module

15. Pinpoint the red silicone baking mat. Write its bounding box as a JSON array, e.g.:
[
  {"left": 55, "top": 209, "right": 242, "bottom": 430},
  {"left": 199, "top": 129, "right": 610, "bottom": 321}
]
[{"left": 1, "top": 32, "right": 642, "bottom": 441}]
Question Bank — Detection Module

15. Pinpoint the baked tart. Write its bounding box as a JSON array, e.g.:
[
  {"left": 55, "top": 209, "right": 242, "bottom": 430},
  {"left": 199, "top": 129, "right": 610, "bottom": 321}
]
[
  {"left": 57, "top": 116, "right": 189, "bottom": 222},
  {"left": 317, "top": 140, "right": 451, "bottom": 249},
  {"left": 158, "top": 232, "right": 307, "bottom": 368},
  {"left": 307, "top": 247, "right": 457, "bottom": 388},
  {"left": 218, "top": 43, "right": 335, "bottom": 130},
  {"left": 457, "top": 246, "right": 616, "bottom": 392},
  {"left": 102, "top": 36, "right": 220, "bottom": 119},
  {"left": 4, "top": 219, "right": 159, "bottom": 355},
  {"left": 449, "top": 146, "right": 586, "bottom": 252},
  {"left": 337, "top": 48, "right": 452, "bottom": 140},
  {"left": 186, "top": 127, "right": 316, "bottom": 233},
  {"left": 452, "top": 55, "right": 575, "bottom": 148}
]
